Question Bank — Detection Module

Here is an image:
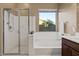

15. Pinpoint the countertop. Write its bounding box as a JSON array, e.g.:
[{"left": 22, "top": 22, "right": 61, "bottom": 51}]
[{"left": 62, "top": 35, "right": 79, "bottom": 44}]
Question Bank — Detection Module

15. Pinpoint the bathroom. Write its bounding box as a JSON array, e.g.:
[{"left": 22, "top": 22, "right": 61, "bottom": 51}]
[{"left": 0, "top": 3, "right": 79, "bottom": 56}]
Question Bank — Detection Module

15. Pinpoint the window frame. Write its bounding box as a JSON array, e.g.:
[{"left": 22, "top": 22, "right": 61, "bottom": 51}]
[{"left": 38, "top": 10, "right": 58, "bottom": 32}]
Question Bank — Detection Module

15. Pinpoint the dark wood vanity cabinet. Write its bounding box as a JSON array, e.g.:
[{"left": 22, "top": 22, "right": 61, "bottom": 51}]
[
  {"left": 62, "top": 38, "right": 79, "bottom": 56},
  {"left": 62, "top": 44, "right": 72, "bottom": 56}
]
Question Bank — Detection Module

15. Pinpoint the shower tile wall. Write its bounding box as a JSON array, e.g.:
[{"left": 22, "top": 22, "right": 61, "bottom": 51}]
[{"left": 4, "top": 10, "right": 19, "bottom": 53}]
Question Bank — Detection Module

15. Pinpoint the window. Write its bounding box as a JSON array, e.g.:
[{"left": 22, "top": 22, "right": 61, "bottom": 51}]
[{"left": 39, "top": 11, "right": 57, "bottom": 31}]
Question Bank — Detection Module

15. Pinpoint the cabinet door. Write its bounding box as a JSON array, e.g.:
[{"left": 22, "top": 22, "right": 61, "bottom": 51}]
[{"left": 62, "top": 44, "right": 72, "bottom": 56}]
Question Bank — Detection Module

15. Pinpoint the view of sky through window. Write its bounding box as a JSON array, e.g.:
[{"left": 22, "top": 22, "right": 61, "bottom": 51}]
[
  {"left": 39, "top": 11, "right": 56, "bottom": 31},
  {"left": 39, "top": 12, "right": 56, "bottom": 24}
]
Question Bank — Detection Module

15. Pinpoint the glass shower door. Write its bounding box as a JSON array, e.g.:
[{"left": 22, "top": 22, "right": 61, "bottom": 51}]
[
  {"left": 19, "top": 9, "right": 29, "bottom": 55},
  {"left": 3, "top": 9, "right": 29, "bottom": 55}
]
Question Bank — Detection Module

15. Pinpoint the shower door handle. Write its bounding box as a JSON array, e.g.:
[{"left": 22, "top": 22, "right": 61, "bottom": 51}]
[{"left": 29, "top": 31, "right": 34, "bottom": 34}]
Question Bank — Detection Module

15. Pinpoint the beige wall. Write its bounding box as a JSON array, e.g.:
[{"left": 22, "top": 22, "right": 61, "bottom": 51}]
[
  {"left": 0, "top": 10, "right": 1, "bottom": 52},
  {"left": 16, "top": 3, "right": 58, "bottom": 14},
  {"left": 58, "top": 3, "right": 77, "bottom": 34},
  {"left": 0, "top": 3, "right": 17, "bottom": 8},
  {"left": 77, "top": 4, "right": 79, "bottom": 32},
  {"left": 0, "top": 9, "right": 4, "bottom": 54}
]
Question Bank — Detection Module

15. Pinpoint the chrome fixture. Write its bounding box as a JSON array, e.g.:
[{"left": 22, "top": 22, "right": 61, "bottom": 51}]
[{"left": 6, "top": 9, "right": 14, "bottom": 32}]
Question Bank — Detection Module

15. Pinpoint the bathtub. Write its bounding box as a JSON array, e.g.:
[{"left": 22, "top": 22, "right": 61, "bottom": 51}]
[
  {"left": 32, "top": 32, "right": 62, "bottom": 56},
  {"left": 33, "top": 32, "right": 62, "bottom": 48}
]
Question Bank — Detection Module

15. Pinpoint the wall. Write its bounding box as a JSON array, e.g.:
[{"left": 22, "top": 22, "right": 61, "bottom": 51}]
[
  {"left": 77, "top": 3, "right": 79, "bottom": 32},
  {"left": 16, "top": 3, "right": 58, "bottom": 15},
  {"left": 0, "top": 3, "right": 17, "bottom": 8},
  {"left": 0, "top": 9, "right": 1, "bottom": 54},
  {"left": 58, "top": 3, "right": 77, "bottom": 34}
]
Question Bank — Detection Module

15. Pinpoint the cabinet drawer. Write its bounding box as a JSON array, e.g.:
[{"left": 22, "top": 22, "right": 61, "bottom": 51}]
[
  {"left": 62, "top": 38, "right": 79, "bottom": 52},
  {"left": 72, "top": 49, "right": 79, "bottom": 56},
  {"left": 62, "top": 44, "right": 72, "bottom": 56}
]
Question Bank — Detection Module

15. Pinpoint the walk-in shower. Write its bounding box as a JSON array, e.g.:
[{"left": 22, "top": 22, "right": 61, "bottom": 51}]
[{"left": 3, "top": 9, "right": 29, "bottom": 55}]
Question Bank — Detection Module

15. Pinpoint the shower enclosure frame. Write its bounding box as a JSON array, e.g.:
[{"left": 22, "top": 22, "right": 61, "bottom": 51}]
[{"left": 2, "top": 8, "right": 30, "bottom": 55}]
